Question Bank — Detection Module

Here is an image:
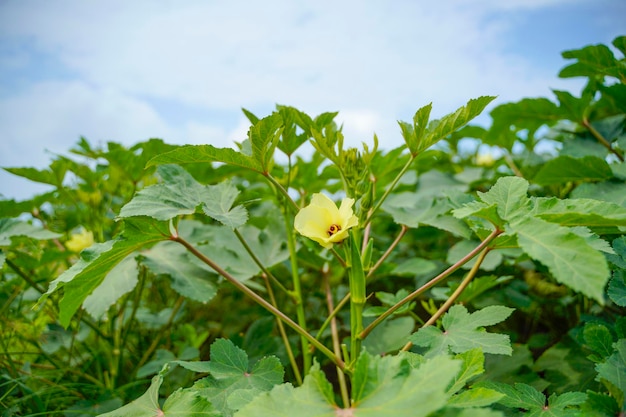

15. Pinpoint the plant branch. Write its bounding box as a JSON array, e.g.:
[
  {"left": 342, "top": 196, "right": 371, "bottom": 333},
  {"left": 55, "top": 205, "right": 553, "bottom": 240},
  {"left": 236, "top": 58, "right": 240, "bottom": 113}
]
[
  {"left": 364, "top": 155, "right": 415, "bottom": 226},
  {"left": 324, "top": 273, "right": 350, "bottom": 408},
  {"left": 582, "top": 117, "right": 624, "bottom": 162},
  {"left": 401, "top": 247, "right": 491, "bottom": 351},
  {"left": 367, "top": 225, "right": 408, "bottom": 278},
  {"left": 263, "top": 275, "right": 302, "bottom": 385},
  {"left": 172, "top": 235, "right": 344, "bottom": 370},
  {"left": 359, "top": 228, "right": 502, "bottom": 340}
]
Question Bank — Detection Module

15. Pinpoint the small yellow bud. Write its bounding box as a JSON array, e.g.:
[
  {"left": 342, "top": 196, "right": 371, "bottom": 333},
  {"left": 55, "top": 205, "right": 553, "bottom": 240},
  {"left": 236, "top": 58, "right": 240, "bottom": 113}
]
[{"left": 65, "top": 229, "right": 94, "bottom": 253}]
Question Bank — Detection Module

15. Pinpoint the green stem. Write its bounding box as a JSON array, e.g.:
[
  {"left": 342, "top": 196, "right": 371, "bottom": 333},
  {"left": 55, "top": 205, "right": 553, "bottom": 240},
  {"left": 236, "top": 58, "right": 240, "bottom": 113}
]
[
  {"left": 348, "top": 232, "right": 366, "bottom": 367},
  {"left": 315, "top": 292, "right": 350, "bottom": 340},
  {"left": 264, "top": 173, "right": 300, "bottom": 211},
  {"left": 360, "top": 228, "right": 502, "bottom": 340},
  {"left": 364, "top": 155, "right": 415, "bottom": 226},
  {"left": 263, "top": 275, "right": 302, "bottom": 385},
  {"left": 582, "top": 117, "right": 624, "bottom": 162},
  {"left": 282, "top": 214, "right": 312, "bottom": 374},
  {"left": 324, "top": 273, "right": 350, "bottom": 408},
  {"left": 401, "top": 247, "right": 491, "bottom": 351},
  {"left": 172, "top": 235, "right": 343, "bottom": 370}
]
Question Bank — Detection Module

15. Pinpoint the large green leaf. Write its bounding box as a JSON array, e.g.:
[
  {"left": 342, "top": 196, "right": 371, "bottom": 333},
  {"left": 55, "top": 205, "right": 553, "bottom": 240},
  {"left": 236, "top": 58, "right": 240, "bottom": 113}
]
[
  {"left": 179, "top": 339, "right": 284, "bottom": 416},
  {"left": 401, "top": 97, "right": 495, "bottom": 156},
  {"left": 596, "top": 339, "right": 626, "bottom": 397},
  {"left": 532, "top": 155, "right": 613, "bottom": 185},
  {"left": 147, "top": 144, "right": 262, "bottom": 172},
  {"left": 479, "top": 381, "right": 586, "bottom": 416},
  {"left": 382, "top": 192, "right": 471, "bottom": 238},
  {"left": 509, "top": 216, "right": 609, "bottom": 304},
  {"left": 39, "top": 217, "right": 170, "bottom": 327},
  {"left": 532, "top": 197, "right": 626, "bottom": 228},
  {"left": 249, "top": 113, "right": 283, "bottom": 172},
  {"left": 99, "top": 364, "right": 219, "bottom": 417},
  {"left": 119, "top": 165, "right": 248, "bottom": 228},
  {"left": 82, "top": 255, "right": 138, "bottom": 320},
  {"left": 201, "top": 181, "right": 248, "bottom": 229},
  {"left": 0, "top": 218, "right": 61, "bottom": 246},
  {"left": 559, "top": 42, "right": 624, "bottom": 80},
  {"left": 235, "top": 363, "right": 336, "bottom": 417},
  {"left": 410, "top": 305, "right": 513, "bottom": 357},
  {"left": 352, "top": 353, "right": 461, "bottom": 416}
]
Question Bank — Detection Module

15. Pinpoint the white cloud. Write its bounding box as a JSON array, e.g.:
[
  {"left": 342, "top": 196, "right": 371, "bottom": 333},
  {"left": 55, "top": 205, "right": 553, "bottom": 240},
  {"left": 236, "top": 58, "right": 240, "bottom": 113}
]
[{"left": 0, "top": 0, "right": 618, "bottom": 199}]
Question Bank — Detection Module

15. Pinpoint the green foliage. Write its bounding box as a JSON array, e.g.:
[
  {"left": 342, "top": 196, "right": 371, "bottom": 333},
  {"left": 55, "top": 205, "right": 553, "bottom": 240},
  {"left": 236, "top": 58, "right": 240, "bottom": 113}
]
[
  {"left": 1, "top": 35, "right": 625, "bottom": 416},
  {"left": 410, "top": 305, "right": 514, "bottom": 357}
]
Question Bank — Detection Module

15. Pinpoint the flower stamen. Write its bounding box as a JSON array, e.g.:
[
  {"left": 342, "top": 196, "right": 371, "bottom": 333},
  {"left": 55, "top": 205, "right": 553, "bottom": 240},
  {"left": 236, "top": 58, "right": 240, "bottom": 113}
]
[{"left": 327, "top": 224, "right": 342, "bottom": 236}]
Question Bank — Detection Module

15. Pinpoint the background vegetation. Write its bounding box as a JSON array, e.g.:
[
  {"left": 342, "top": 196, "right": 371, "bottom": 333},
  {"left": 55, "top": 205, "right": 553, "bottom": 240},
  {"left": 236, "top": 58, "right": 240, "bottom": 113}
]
[{"left": 1, "top": 36, "right": 625, "bottom": 416}]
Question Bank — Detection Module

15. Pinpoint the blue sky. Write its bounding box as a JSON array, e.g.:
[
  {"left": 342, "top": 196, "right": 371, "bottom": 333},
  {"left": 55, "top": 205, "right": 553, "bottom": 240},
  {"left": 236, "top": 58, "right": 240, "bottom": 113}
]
[{"left": 0, "top": 0, "right": 624, "bottom": 200}]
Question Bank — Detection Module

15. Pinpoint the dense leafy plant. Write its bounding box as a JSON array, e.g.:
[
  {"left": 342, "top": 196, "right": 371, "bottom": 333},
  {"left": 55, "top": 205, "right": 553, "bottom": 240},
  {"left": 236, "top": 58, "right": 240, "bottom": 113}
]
[{"left": 1, "top": 36, "right": 625, "bottom": 416}]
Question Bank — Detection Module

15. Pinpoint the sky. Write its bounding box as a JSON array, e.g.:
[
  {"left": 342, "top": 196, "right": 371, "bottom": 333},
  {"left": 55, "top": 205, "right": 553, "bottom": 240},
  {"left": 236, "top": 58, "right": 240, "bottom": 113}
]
[{"left": 0, "top": 0, "right": 624, "bottom": 200}]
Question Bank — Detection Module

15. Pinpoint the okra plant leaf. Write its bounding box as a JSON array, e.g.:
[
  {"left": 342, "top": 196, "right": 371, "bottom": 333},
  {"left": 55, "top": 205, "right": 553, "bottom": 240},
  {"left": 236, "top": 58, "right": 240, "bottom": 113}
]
[
  {"left": 352, "top": 353, "right": 461, "bottom": 416},
  {"left": 509, "top": 216, "right": 609, "bottom": 304},
  {"left": 177, "top": 339, "right": 284, "bottom": 416},
  {"left": 119, "top": 164, "right": 209, "bottom": 220},
  {"left": 559, "top": 42, "right": 624, "bottom": 80},
  {"left": 82, "top": 255, "right": 138, "bottom": 320},
  {"left": 479, "top": 381, "right": 586, "bottom": 416},
  {"left": 0, "top": 217, "right": 61, "bottom": 246},
  {"left": 532, "top": 155, "right": 613, "bottom": 185},
  {"left": 595, "top": 339, "right": 626, "bottom": 397},
  {"left": 608, "top": 270, "right": 626, "bottom": 307},
  {"left": 99, "top": 364, "right": 219, "bottom": 417},
  {"left": 235, "top": 362, "right": 336, "bottom": 417},
  {"left": 532, "top": 198, "right": 626, "bottom": 228},
  {"left": 141, "top": 240, "right": 218, "bottom": 303},
  {"left": 39, "top": 217, "right": 170, "bottom": 327},
  {"left": 248, "top": 113, "right": 283, "bottom": 173},
  {"left": 147, "top": 144, "right": 262, "bottom": 172},
  {"left": 201, "top": 180, "right": 248, "bottom": 229},
  {"left": 410, "top": 305, "right": 514, "bottom": 357}
]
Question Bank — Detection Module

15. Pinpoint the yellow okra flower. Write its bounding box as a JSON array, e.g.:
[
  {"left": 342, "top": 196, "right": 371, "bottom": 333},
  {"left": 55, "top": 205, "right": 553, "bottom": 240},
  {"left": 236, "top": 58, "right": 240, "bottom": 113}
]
[{"left": 294, "top": 193, "right": 358, "bottom": 249}]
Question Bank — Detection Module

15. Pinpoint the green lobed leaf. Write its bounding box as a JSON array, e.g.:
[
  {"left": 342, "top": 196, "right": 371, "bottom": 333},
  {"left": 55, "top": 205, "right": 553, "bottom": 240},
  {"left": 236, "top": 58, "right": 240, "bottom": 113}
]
[
  {"left": 508, "top": 216, "right": 609, "bottom": 304},
  {"left": 583, "top": 323, "right": 615, "bottom": 360},
  {"left": 181, "top": 339, "right": 284, "bottom": 416},
  {"left": 595, "top": 339, "right": 626, "bottom": 397},
  {"left": 572, "top": 182, "right": 626, "bottom": 207},
  {"left": 533, "top": 197, "right": 626, "bottom": 228},
  {"left": 0, "top": 218, "right": 61, "bottom": 246},
  {"left": 447, "top": 387, "right": 504, "bottom": 408},
  {"left": 82, "top": 255, "right": 138, "bottom": 320},
  {"left": 608, "top": 270, "right": 626, "bottom": 307},
  {"left": 99, "top": 364, "right": 219, "bottom": 417},
  {"left": 201, "top": 181, "right": 248, "bottom": 229},
  {"left": 410, "top": 305, "right": 514, "bottom": 357},
  {"left": 533, "top": 155, "right": 613, "bottom": 186},
  {"left": 559, "top": 42, "right": 624, "bottom": 80},
  {"left": 354, "top": 354, "right": 461, "bottom": 416},
  {"left": 447, "top": 348, "right": 486, "bottom": 395},
  {"left": 485, "top": 98, "right": 563, "bottom": 148},
  {"left": 235, "top": 362, "right": 336, "bottom": 417},
  {"left": 119, "top": 165, "right": 209, "bottom": 220},
  {"left": 39, "top": 217, "right": 170, "bottom": 327},
  {"left": 147, "top": 144, "right": 262, "bottom": 172},
  {"left": 248, "top": 113, "right": 283, "bottom": 173}
]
